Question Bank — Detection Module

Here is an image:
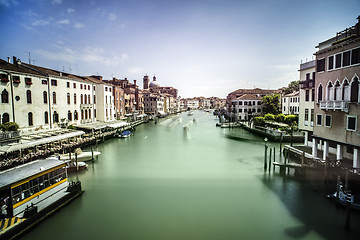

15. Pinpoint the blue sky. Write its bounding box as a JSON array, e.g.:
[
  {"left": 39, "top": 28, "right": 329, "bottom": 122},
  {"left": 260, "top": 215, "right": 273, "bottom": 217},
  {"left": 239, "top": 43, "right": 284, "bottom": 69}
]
[{"left": 0, "top": 0, "right": 359, "bottom": 98}]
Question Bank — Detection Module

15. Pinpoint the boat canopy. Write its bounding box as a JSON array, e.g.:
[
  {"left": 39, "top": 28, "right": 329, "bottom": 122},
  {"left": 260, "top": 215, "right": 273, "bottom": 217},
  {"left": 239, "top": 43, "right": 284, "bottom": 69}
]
[{"left": 0, "top": 159, "right": 65, "bottom": 189}]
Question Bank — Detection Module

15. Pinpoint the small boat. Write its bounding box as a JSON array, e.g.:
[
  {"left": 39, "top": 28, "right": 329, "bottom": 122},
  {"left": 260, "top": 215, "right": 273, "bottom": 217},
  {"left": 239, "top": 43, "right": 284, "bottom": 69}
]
[
  {"left": 188, "top": 111, "right": 194, "bottom": 116},
  {"left": 58, "top": 148, "right": 101, "bottom": 162},
  {"left": 118, "top": 130, "right": 132, "bottom": 138},
  {"left": 327, "top": 182, "right": 360, "bottom": 211},
  {"left": 66, "top": 161, "right": 88, "bottom": 173}
]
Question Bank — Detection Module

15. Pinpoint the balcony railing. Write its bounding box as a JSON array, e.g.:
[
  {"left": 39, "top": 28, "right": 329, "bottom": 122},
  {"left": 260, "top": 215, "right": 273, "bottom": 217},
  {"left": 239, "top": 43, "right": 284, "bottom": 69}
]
[
  {"left": 299, "top": 80, "right": 315, "bottom": 89},
  {"left": 319, "top": 100, "right": 349, "bottom": 112}
]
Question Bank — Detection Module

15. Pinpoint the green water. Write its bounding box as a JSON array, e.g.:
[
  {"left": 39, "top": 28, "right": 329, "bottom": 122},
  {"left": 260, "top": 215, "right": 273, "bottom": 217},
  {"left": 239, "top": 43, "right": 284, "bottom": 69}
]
[{"left": 22, "top": 111, "right": 360, "bottom": 240}]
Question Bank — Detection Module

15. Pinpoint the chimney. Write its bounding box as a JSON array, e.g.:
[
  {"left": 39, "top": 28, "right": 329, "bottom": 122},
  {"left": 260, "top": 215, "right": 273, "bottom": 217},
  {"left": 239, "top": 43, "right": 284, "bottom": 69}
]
[
  {"left": 13, "top": 56, "right": 17, "bottom": 64},
  {"left": 7, "top": 57, "right": 10, "bottom": 63},
  {"left": 134, "top": 79, "right": 137, "bottom": 86}
]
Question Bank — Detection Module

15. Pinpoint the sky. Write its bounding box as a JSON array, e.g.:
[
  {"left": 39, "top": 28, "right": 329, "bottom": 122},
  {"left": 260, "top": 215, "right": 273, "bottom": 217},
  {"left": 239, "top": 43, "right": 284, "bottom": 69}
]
[{"left": 0, "top": 0, "right": 359, "bottom": 98}]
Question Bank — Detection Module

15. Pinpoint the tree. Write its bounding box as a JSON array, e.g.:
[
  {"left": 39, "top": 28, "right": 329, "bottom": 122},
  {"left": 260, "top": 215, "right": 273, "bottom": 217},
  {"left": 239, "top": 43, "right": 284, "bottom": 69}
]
[
  {"left": 261, "top": 94, "right": 280, "bottom": 115},
  {"left": 284, "top": 80, "right": 299, "bottom": 94}
]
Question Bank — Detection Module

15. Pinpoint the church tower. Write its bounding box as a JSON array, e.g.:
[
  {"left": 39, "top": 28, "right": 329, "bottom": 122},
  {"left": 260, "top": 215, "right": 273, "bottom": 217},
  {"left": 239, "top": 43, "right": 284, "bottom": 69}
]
[{"left": 143, "top": 75, "right": 149, "bottom": 89}]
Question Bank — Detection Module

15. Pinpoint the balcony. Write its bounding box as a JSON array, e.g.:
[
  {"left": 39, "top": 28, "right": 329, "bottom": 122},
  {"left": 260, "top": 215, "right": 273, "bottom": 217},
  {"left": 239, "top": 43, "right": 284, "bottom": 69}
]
[
  {"left": 319, "top": 100, "right": 349, "bottom": 112},
  {"left": 299, "top": 80, "right": 315, "bottom": 89}
]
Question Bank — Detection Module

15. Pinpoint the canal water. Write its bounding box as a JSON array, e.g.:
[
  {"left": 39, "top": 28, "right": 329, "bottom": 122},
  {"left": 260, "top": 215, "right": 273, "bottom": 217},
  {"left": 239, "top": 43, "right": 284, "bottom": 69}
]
[{"left": 22, "top": 111, "right": 360, "bottom": 240}]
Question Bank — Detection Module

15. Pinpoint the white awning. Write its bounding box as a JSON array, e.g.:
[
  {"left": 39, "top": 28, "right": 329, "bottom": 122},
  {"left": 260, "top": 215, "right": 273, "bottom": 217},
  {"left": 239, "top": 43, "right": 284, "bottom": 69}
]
[{"left": 107, "top": 121, "right": 129, "bottom": 129}]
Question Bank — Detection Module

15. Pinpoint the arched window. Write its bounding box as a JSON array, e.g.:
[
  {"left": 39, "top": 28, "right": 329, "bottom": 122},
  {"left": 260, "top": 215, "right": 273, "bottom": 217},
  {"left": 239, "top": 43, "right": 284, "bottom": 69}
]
[
  {"left": 43, "top": 91, "right": 48, "bottom": 104},
  {"left": 28, "top": 112, "right": 33, "bottom": 126},
  {"left": 88, "top": 95, "right": 91, "bottom": 104},
  {"left": 81, "top": 110, "right": 84, "bottom": 120},
  {"left": 67, "top": 93, "right": 70, "bottom": 104},
  {"left": 350, "top": 77, "right": 359, "bottom": 102},
  {"left": 53, "top": 92, "right": 56, "bottom": 104},
  {"left": 85, "top": 109, "right": 88, "bottom": 119},
  {"left": 74, "top": 110, "right": 78, "bottom": 120},
  {"left": 26, "top": 90, "right": 32, "bottom": 104},
  {"left": 327, "top": 81, "right": 333, "bottom": 101},
  {"left": 68, "top": 110, "right": 72, "bottom": 121},
  {"left": 88, "top": 109, "right": 91, "bottom": 119},
  {"left": 44, "top": 111, "right": 49, "bottom": 124},
  {"left": 53, "top": 111, "right": 59, "bottom": 123},
  {"left": 94, "top": 95, "right": 96, "bottom": 104},
  {"left": 2, "top": 113, "right": 9, "bottom": 124},
  {"left": 74, "top": 93, "right": 77, "bottom": 104},
  {"left": 1, "top": 89, "right": 9, "bottom": 103},
  {"left": 334, "top": 80, "right": 341, "bottom": 100},
  {"left": 81, "top": 94, "right": 83, "bottom": 104},
  {"left": 317, "top": 84, "right": 323, "bottom": 103},
  {"left": 342, "top": 79, "right": 350, "bottom": 101},
  {"left": 84, "top": 94, "right": 87, "bottom": 104}
]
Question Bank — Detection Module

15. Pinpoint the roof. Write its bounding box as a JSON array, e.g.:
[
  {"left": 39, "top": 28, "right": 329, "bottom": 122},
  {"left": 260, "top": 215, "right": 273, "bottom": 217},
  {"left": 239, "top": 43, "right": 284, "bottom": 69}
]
[
  {"left": 0, "top": 158, "right": 65, "bottom": 189},
  {"left": 284, "top": 91, "right": 299, "bottom": 97},
  {"left": 229, "top": 88, "right": 278, "bottom": 96},
  {"left": 235, "top": 94, "right": 263, "bottom": 100},
  {"left": 0, "top": 59, "right": 44, "bottom": 76}
]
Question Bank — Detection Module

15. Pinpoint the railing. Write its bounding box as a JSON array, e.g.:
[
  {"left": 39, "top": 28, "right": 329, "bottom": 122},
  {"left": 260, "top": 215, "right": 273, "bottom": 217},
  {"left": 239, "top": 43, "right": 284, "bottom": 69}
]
[
  {"left": 299, "top": 80, "right": 315, "bottom": 89},
  {"left": 0, "top": 131, "right": 20, "bottom": 140},
  {"left": 319, "top": 100, "right": 349, "bottom": 112}
]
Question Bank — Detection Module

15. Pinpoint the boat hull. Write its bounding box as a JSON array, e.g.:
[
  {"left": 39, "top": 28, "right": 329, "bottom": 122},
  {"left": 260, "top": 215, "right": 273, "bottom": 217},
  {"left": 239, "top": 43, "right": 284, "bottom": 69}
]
[{"left": 0, "top": 182, "right": 83, "bottom": 240}]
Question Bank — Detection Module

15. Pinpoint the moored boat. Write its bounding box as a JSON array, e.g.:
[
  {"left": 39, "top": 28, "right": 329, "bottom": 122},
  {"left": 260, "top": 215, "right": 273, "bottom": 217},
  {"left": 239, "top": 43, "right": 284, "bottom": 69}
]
[
  {"left": 0, "top": 158, "right": 83, "bottom": 240},
  {"left": 117, "top": 130, "right": 132, "bottom": 138},
  {"left": 58, "top": 148, "right": 101, "bottom": 162}
]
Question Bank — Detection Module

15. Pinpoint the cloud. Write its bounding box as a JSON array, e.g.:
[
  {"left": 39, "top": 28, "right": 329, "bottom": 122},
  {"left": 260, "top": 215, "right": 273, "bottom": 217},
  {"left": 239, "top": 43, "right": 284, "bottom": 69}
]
[
  {"left": 57, "top": 19, "right": 70, "bottom": 24},
  {"left": 67, "top": 8, "right": 75, "bottom": 13},
  {"left": 74, "top": 23, "right": 85, "bottom": 29},
  {"left": 36, "top": 46, "right": 128, "bottom": 68},
  {"left": 52, "top": 0, "right": 62, "bottom": 4},
  {"left": 128, "top": 67, "right": 143, "bottom": 74},
  {"left": 0, "top": 0, "right": 18, "bottom": 7},
  {"left": 108, "top": 13, "right": 117, "bottom": 21},
  {"left": 32, "top": 19, "right": 51, "bottom": 26}
]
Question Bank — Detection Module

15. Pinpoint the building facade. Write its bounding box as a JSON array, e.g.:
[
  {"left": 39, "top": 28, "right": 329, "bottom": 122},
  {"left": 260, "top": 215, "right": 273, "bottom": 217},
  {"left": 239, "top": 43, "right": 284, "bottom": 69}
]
[
  {"left": 312, "top": 17, "right": 360, "bottom": 170},
  {"left": 281, "top": 91, "right": 300, "bottom": 115}
]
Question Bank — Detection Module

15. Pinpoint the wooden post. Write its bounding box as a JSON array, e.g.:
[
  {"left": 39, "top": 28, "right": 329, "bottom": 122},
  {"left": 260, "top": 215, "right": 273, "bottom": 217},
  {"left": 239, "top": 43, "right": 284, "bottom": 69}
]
[
  {"left": 91, "top": 147, "right": 94, "bottom": 161},
  {"left": 269, "top": 148, "right": 272, "bottom": 172},
  {"left": 301, "top": 151, "right": 305, "bottom": 168},
  {"left": 345, "top": 170, "right": 349, "bottom": 191},
  {"left": 75, "top": 153, "right": 78, "bottom": 171},
  {"left": 69, "top": 152, "right": 71, "bottom": 161},
  {"left": 273, "top": 147, "right": 276, "bottom": 172},
  {"left": 264, "top": 144, "right": 268, "bottom": 171}
]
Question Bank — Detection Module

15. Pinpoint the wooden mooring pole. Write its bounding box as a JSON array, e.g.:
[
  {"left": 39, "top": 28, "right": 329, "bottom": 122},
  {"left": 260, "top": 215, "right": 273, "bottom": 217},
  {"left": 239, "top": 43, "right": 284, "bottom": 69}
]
[
  {"left": 264, "top": 143, "right": 268, "bottom": 171},
  {"left": 75, "top": 153, "right": 78, "bottom": 172},
  {"left": 273, "top": 147, "right": 276, "bottom": 172},
  {"left": 269, "top": 148, "right": 272, "bottom": 172},
  {"left": 91, "top": 147, "right": 94, "bottom": 161}
]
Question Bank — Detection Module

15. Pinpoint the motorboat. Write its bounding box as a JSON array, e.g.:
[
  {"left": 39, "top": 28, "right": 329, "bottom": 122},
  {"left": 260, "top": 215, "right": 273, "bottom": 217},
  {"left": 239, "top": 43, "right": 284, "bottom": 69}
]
[
  {"left": 66, "top": 161, "right": 88, "bottom": 173},
  {"left": 58, "top": 148, "right": 101, "bottom": 162},
  {"left": 327, "top": 182, "right": 360, "bottom": 211},
  {"left": 118, "top": 130, "right": 132, "bottom": 138}
]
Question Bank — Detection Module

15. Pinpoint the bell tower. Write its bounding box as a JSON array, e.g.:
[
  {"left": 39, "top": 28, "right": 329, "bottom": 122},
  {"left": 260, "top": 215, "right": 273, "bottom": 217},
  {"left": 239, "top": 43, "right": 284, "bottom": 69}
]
[{"left": 143, "top": 75, "right": 149, "bottom": 89}]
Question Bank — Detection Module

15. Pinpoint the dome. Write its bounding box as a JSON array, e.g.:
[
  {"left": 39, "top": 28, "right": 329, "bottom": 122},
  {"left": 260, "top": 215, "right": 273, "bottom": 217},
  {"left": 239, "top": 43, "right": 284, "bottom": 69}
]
[{"left": 149, "top": 76, "right": 160, "bottom": 88}]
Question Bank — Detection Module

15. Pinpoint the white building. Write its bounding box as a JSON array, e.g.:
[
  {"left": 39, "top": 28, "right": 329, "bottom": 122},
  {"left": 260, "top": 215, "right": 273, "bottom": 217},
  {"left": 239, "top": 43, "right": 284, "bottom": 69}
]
[
  {"left": 298, "top": 60, "right": 316, "bottom": 146},
  {"left": 143, "top": 92, "right": 165, "bottom": 116},
  {"left": 186, "top": 98, "right": 199, "bottom": 110},
  {"left": 231, "top": 94, "right": 263, "bottom": 121},
  {"left": 282, "top": 91, "right": 300, "bottom": 115}
]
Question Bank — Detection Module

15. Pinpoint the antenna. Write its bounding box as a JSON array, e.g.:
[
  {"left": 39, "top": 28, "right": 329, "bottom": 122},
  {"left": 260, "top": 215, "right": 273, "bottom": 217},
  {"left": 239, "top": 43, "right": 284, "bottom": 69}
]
[{"left": 25, "top": 51, "right": 31, "bottom": 64}]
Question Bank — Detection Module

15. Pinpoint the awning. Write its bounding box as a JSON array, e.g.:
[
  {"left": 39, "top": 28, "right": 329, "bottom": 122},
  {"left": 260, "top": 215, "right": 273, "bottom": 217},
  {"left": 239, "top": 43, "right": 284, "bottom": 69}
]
[
  {"left": 0, "top": 129, "right": 85, "bottom": 153},
  {"left": 107, "top": 121, "right": 129, "bottom": 129}
]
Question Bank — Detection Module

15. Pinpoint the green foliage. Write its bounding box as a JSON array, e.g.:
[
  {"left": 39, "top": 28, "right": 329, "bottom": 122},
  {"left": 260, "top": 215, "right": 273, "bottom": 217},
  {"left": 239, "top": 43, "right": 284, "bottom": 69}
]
[
  {"left": 253, "top": 117, "right": 265, "bottom": 126},
  {"left": 275, "top": 114, "right": 285, "bottom": 123},
  {"left": 284, "top": 80, "right": 299, "bottom": 94},
  {"left": 264, "top": 113, "right": 275, "bottom": 121},
  {"left": 67, "top": 125, "right": 77, "bottom": 130},
  {"left": 0, "top": 124, "right": 5, "bottom": 131},
  {"left": 261, "top": 94, "right": 280, "bottom": 115},
  {"left": 2, "top": 122, "right": 19, "bottom": 131},
  {"left": 284, "top": 115, "right": 298, "bottom": 125}
]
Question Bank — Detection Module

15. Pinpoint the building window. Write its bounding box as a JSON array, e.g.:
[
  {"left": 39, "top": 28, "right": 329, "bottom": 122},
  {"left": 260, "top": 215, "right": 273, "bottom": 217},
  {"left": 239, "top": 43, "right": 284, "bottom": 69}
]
[
  {"left": 310, "top": 109, "right": 314, "bottom": 124},
  {"left": 74, "top": 94, "right": 77, "bottom": 104},
  {"left": 343, "top": 51, "right": 351, "bottom": 67},
  {"left": 28, "top": 112, "right": 33, "bottom": 126},
  {"left": 304, "top": 109, "right": 309, "bottom": 122},
  {"left": 68, "top": 110, "right": 72, "bottom": 121},
  {"left": 335, "top": 54, "right": 342, "bottom": 68},
  {"left": 88, "top": 85, "right": 90, "bottom": 90},
  {"left": 311, "top": 89, "right": 315, "bottom": 102},
  {"left": 85, "top": 109, "right": 88, "bottom": 119},
  {"left": 44, "top": 111, "right": 49, "bottom": 124},
  {"left": 12, "top": 75, "right": 20, "bottom": 84},
  {"left": 350, "top": 77, "right": 359, "bottom": 102},
  {"left": 51, "top": 79, "right": 57, "bottom": 86},
  {"left": 316, "top": 58, "right": 325, "bottom": 72},
  {"left": 53, "top": 92, "right": 56, "bottom": 104},
  {"left": 53, "top": 111, "right": 59, "bottom": 123},
  {"left": 67, "top": 93, "right": 70, "bottom": 104},
  {"left": 1, "top": 89, "right": 9, "bottom": 103},
  {"left": 67, "top": 82, "right": 70, "bottom": 88},
  {"left": 73, "top": 83, "right": 76, "bottom": 88},
  {"left": 325, "top": 115, "right": 331, "bottom": 127},
  {"left": 88, "top": 95, "right": 90, "bottom": 104},
  {"left": 84, "top": 94, "right": 87, "bottom": 104},
  {"left": 25, "top": 77, "right": 32, "bottom": 85},
  {"left": 2, "top": 113, "right": 9, "bottom": 124},
  {"left": 81, "top": 94, "right": 83, "bottom": 104},
  {"left": 105, "top": 87, "right": 107, "bottom": 91},
  {"left": 81, "top": 110, "right": 84, "bottom": 120},
  {"left": 351, "top": 47, "right": 360, "bottom": 65},
  {"left": 26, "top": 90, "right": 32, "bottom": 104},
  {"left": 74, "top": 110, "right": 78, "bottom": 120},
  {"left": 94, "top": 109, "right": 96, "bottom": 118},
  {"left": 80, "top": 84, "right": 83, "bottom": 89},
  {"left": 42, "top": 79, "right": 47, "bottom": 85},
  {"left": 317, "top": 84, "right": 323, "bottom": 102},
  {"left": 88, "top": 109, "right": 91, "bottom": 119},
  {"left": 316, "top": 114, "right": 322, "bottom": 126},
  {"left": 346, "top": 115, "right": 357, "bottom": 131},
  {"left": 93, "top": 95, "right": 96, "bottom": 104},
  {"left": 42, "top": 91, "right": 47, "bottom": 104},
  {"left": 305, "top": 90, "right": 309, "bottom": 102},
  {"left": 328, "top": 56, "right": 334, "bottom": 70}
]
